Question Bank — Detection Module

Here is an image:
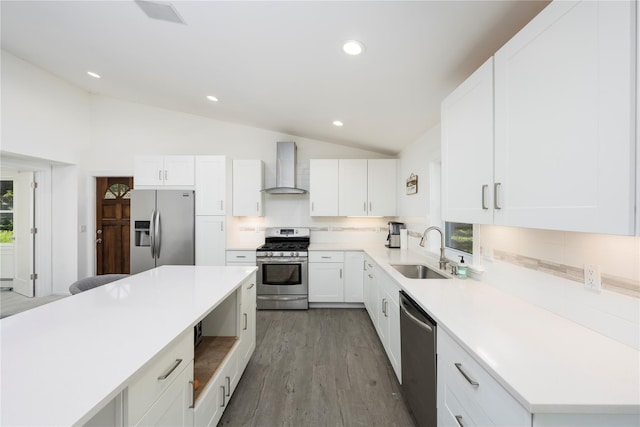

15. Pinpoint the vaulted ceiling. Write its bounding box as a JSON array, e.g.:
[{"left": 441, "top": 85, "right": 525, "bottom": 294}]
[{"left": 1, "top": 1, "right": 549, "bottom": 154}]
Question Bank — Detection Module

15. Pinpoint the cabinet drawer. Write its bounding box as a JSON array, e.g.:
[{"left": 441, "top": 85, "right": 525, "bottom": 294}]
[
  {"left": 309, "top": 251, "right": 344, "bottom": 263},
  {"left": 225, "top": 251, "right": 256, "bottom": 264},
  {"left": 441, "top": 381, "right": 493, "bottom": 427},
  {"left": 438, "top": 330, "right": 530, "bottom": 427},
  {"left": 128, "top": 329, "right": 194, "bottom": 425}
]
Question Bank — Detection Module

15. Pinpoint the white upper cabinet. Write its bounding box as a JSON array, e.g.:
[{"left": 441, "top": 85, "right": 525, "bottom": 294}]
[
  {"left": 233, "top": 159, "right": 264, "bottom": 217},
  {"left": 134, "top": 155, "right": 195, "bottom": 188},
  {"left": 339, "top": 159, "right": 397, "bottom": 217},
  {"left": 442, "top": 58, "right": 494, "bottom": 225},
  {"left": 309, "top": 159, "right": 339, "bottom": 216},
  {"left": 493, "top": 0, "right": 636, "bottom": 235},
  {"left": 195, "top": 156, "right": 228, "bottom": 216},
  {"left": 339, "top": 159, "right": 369, "bottom": 216},
  {"left": 367, "top": 159, "right": 398, "bottom": 217}
]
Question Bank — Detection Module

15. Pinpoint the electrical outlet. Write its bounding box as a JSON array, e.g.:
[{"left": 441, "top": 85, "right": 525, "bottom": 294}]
[{"left": 584, "top": 264, "right": 602, "bottom": 292}]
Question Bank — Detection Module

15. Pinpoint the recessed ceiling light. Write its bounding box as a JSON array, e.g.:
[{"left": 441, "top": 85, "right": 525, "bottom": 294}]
[
  {"left": 206, "top": 95, "right": 219, "bottom": 102},
  {"left": 333, "top": 120, "right": 344, "bottom": 127},
  {"left": 343, "top": 40, "right": 365, "bottom": 56},
  {"left": 87, "top": 71, "right": 101, "bottom": 79}
]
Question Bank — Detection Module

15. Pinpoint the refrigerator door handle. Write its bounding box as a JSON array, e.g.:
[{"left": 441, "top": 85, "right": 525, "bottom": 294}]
[
  {"left": 149, "top": 209, "right": 157, "bottom": 258},
  {"left": 155, "top": 210, "right": 161, "bottom": 258}
]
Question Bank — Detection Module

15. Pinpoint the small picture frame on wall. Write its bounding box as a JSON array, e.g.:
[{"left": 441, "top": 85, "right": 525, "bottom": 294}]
[{"left": 406, "top": 173, "right": 418, "bottom": 195}]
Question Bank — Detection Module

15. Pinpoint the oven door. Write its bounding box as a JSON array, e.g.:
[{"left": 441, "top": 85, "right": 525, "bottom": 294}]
[{"left": 257, "top": 257, "right": 308, "bottom": 296}]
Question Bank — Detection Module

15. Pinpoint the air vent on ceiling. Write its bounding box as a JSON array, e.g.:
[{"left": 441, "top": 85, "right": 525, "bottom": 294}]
[{"left": 135, "top": 0, "right": 185, "bottom": 25}]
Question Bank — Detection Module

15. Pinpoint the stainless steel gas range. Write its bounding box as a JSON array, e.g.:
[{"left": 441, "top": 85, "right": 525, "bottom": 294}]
[{"left": 256, "top": 227, "right": 309, "bottom": 310}]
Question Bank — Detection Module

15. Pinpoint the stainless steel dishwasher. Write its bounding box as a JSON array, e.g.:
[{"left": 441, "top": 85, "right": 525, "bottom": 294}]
[{"left": 400, "top": 291, "right": 437, "bottom": 427}]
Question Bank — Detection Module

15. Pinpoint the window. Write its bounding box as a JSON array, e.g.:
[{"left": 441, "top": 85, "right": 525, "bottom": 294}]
[
  {"left": 445, "top": 221, "right": 472, "bottom": 255},
  {"left": 0, "top": 180, "right": 13, "bottom": 244}
]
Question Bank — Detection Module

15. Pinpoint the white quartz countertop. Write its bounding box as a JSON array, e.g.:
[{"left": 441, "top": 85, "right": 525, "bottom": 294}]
[
  {"left": 0, "top": 265, "right": 257, "bottom": 426},
  {"left": 362, "top": 246, "right": 640, "bottom": 415}
]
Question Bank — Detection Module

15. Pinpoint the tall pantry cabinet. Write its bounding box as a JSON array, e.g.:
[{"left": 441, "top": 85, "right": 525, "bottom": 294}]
[{"left": 442, "top": 0, "right": 637, "bottom": 236}]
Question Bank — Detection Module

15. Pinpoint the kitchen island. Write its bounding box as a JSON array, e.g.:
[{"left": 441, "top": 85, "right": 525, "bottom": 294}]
[{"left": 0, "top": 265, "right": 257, "bottom": 426}]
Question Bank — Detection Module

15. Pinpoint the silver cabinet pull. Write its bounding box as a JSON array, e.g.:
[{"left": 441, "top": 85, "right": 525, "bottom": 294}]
[
  {"left": 225, "top": 376, "right": 231, "bottom": 397},
  {"left": 321, "top": 256, "right": 331, "bottom": 259},
  {"left": 369, "top": 202, "right": 372, "bottom": 212},
  {"left": 368, "top": 274, "right": 373, "bottom": 279},
  {"left": 339, "top": 268, "right": 342, "bottom": 279},
  {"left": 455, "top": 415, "right": 465, "bottom": 427},
  {"left": 256, "top": 202, "right": 260, "bottom": 212},
  {"left": 237, "top": 255, "right": 247, "bottom": 258},
  {"left": 220, "top": 200, "right": 224, "bottom": 211},
  {"left": 247, "top": 282, "right": 255, "bottom": 289},
  {"left": 494, "top": 182, "right": 502, "bottom": 210},
  {"left": 243, "top": 313, "right": 248, "bottom": 330},
  {"left": 363, "top": 202, "right": 367, "bottom": 212},
  {"left": 455, "top": 362, "right": 479, "bottom": 387},
  {"left": 481, "top": 184, "right": 488, "bottom": 210},
  {"left": 381, "top": 298, "right": 387, "bottom": 316},
  {"left": 164, "top": 170, "right": 168, "bottom": 181},
  {"left": 384, "top": 300, "right": 389, "bottom": 317},
  {"left": 157, "top": 359, "right": 182, "bottom": 380},
  {"left": 188, "top": 380, "right": 195, "bottom": 408},
  {"left": 158, "top": 170, "right": 163, "bottom": 181},
  {"left": 311, "top": 202, "right": 314, "bottom": 212},
  {"left": 220, "top": 385, "right": 226, "bottom": 407}
]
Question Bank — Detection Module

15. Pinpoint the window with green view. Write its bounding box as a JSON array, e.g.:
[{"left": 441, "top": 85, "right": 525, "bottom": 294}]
[
  {"left": 445, "top": 222, "right": 472, "bottom": 255},
  {"left": 0, "top": 181, "right": 14, "bottom": 244}
]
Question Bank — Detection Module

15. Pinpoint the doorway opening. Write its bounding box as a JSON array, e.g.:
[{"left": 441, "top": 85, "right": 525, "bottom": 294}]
[{"left": 96, "top": 177, "right": 133, "bottom": 275}]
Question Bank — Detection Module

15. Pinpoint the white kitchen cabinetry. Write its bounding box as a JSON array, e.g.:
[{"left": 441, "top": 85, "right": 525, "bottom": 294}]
[
  {"left": 493, "top": 0, "right": 636, "bottom": 235},
  {"left": 438, "top": 328, "right": 530, "bottom": 427},
  {"left": 233, "top": 160, "right": 264, "bottom": 217},
  {"left": 127, "top": 330, "right": 194, "bottom": 426},
  {"left": 363, "top": 256, "right": 377, "bottom": 323},
  {"left": 195, "top": 216, "right": 226, "bottom": 266},
  {"left": 442, "top": 0, "right": 636, "bottom": 236},
  {"left": 134, "top": 360, "right": 194, "bottom": 427},
  {"left": 442, "top": 58, "right": 494, "bottom": 225},
  {"left": 362, "top": 256, "right": 401, "bottom": 382},
  {"left": 226, "top": 250, "right": 257, "bottom": 266},
  {"left": 309, "top": 159, "right": 339, "bottom": 216},
  {"left": 195, "top": 156, "right": 229, "bottom": 216},
  {"left": 308, "top": 251, "right": 344, "bottom": 303},
  {"left": 134, "top": 156, "right": 195, "bottom": 188},
  {"left": 343, "top": 251, "right": 364, "bottom": 303},
  {"left": 367, "top": 159, "right": 398, "bottom": 217},
  {"left": 339, "top": 159, "right": 397, "bottom": 217},
  {"left": 376, "top": 271, "right": 401, "bottom": 381},
  {"left": 194, "top": 274, "right": 256, "bottom": 427}
]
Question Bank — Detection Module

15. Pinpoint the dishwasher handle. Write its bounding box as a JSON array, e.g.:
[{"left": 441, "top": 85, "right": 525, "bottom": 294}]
[{"left": 400, "top": 300, "right": 434, "bottom": 333}]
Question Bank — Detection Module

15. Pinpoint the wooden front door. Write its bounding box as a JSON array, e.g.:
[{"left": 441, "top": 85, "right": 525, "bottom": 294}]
[{"left": 96, "top": 177, "right": 132, "bottom": 275}]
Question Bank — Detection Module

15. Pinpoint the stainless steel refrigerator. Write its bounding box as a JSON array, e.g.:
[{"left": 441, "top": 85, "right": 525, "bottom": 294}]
[{"left": 130, "top": 190, "right": 195, "bottom": 274}]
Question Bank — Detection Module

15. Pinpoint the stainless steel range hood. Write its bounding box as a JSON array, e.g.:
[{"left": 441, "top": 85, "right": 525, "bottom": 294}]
[{"left": 263, "top": 141, "right": 307, "bottom": 194}]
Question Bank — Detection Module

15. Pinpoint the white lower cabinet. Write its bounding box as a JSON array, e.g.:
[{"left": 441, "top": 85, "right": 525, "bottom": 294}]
[
  {"left": 362, "top": 256, "right": 401, "bottom": 382},
  {"left": 135, "top": 360, "right": 195, "bottom": 427},
  {"left": 225, "top": 250, "right": 257, "bottom": 267},
  {"left": 344, "top": 251, "right": 364, "bottom": 302},
  {"left": 309, "top": 252, "right": 344, "bottom": 303},
  {"left": 438, "top": 328, "right": 530, "bottom": 427},
  {"left": 127, "top": 330, "right": 195, "bottom": 426}
]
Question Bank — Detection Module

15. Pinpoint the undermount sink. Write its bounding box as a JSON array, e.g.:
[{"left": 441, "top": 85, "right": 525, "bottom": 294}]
[{"left": 390, "top": 264, "right": 449, "bottom": 279}]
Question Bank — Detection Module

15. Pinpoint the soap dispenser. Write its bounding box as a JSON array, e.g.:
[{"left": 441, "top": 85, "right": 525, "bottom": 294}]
[{"left": 457, "top": 256, "right": 468, "bottom": 279}]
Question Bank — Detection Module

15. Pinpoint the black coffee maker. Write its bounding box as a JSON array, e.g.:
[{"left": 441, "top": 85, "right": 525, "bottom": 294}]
[{"left": 386, "top": 221, "right": 406, "bottom": 248}]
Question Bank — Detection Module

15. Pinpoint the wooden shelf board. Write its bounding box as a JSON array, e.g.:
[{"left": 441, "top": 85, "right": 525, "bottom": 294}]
[{"left": 193, "top": 336, "right": 238, "bottom": 402}]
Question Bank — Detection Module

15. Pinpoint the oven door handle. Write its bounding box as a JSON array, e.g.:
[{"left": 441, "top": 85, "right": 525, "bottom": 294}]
[
  {"left": 257, "top": 295, "right": 308, "bottom": 302},
  {"left": 257, "top": 258, "right": 307, "bottom": 264}
]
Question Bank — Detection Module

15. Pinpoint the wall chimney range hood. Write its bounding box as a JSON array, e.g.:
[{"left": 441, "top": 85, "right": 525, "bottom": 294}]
[{"left": 263, "top": 141, "right": 307, "bottom": 194}]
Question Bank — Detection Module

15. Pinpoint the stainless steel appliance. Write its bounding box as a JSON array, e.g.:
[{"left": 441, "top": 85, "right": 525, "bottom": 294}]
[
  {"left": 400, "top": 291, "right": 437, "bottom": 427},
  {"left": 130, "top": 190, "right": 195, "bottom": 274},
  {"left": 256, "top": 227, "right": 309, "bottom": 310},
  {"left": 386, "top": 221, "right": 406, "bottom": 248}
]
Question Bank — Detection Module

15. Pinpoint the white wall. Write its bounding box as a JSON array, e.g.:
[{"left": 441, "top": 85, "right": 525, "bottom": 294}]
[{"left": 2, "top": 50, "right": 395, "bottom": 287}]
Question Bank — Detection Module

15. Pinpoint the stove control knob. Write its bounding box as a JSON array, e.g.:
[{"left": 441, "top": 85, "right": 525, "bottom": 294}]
[
  {"left": 279, "top": 252, "right": 284, "bottom": 257},
  {"left": 293, "top": 252, "right": 298, "bottom": 257},
  {"left": 268, "top": 252, "right": 273, "bottom": 257}
]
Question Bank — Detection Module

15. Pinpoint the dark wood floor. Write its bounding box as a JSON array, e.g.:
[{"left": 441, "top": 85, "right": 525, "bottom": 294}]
[{"left": 219, "top": 308, "right": 416, "bottom": 427}]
